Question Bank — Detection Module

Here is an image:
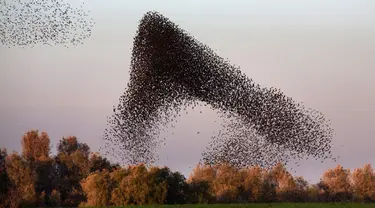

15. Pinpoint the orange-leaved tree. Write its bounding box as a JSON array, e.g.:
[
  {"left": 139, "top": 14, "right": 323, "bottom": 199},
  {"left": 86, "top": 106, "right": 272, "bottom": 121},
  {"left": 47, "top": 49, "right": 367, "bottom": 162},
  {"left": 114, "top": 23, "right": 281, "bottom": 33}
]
[
  {"left": 242, "top": 165, "right": 264, "bottom": 202},
  {"left": 6, "top": 152, "right": 37, "bottom": 206},
  {"left": 321, "top": 164, "right": 353, "bottom": 202},
  {"left": 352, "top": 164, "right": 375, "bottom": 202},
  {"left": 212, "top": 163, "right": 242, "bottom": 203},
  {"left": 21, "top": 130, "right": 50, "bottom": 161},
  {"left": 268, "top": 162, "right": 296, "bottom": 202},
  {"left": 80, "top": 170, "right": 113, "bottom": 206},
  {"left": 187, "top": 164, "right": 216, "bottom": 203}
]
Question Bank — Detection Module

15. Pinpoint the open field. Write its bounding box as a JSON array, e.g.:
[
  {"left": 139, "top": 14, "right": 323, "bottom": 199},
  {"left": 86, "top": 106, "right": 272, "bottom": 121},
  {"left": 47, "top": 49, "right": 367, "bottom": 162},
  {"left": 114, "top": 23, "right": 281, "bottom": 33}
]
[{"left": 99, "top": 204, "right": 375, "bottom": 208}]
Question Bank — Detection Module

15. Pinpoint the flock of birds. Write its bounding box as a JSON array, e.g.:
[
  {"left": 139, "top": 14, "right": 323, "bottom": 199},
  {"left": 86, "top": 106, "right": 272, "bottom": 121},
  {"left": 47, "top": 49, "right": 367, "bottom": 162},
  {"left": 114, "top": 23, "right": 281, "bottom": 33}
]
[
  {"left": 0, "top": 0, "right": 94, "bottom": 47},
  {"left": 102, "top": 11, "right": 336, "bottom": 169},
  {"left": 0, "top": 1, "right": 336, "bottom": 168}
]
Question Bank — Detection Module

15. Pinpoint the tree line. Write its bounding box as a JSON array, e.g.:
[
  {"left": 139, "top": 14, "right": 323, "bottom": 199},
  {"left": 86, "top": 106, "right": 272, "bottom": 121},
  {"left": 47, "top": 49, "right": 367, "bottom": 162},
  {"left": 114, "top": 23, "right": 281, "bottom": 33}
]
[{"left": 0, "top": 130, "right": 375, "bottom": 207}]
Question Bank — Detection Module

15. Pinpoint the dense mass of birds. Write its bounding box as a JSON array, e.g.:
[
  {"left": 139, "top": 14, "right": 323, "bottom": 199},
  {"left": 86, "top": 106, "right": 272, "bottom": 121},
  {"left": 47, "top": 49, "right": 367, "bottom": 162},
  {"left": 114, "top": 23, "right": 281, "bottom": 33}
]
[
  {"left": 0, "top": 0, "right": 94, "bottom": 47},
  {"left": 102, "top": 11, "right": 335, "bottom": 168}
]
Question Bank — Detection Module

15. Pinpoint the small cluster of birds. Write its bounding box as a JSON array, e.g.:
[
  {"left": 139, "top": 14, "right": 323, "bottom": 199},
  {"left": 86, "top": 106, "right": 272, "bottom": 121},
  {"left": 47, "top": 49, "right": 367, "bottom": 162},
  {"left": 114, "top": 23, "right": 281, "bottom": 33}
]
[
  {"left": 0, "top": 0, "right": 94, "bottom": 48},
  {"left": 102, "top": 11, "right": 335, "bottom": 168}
]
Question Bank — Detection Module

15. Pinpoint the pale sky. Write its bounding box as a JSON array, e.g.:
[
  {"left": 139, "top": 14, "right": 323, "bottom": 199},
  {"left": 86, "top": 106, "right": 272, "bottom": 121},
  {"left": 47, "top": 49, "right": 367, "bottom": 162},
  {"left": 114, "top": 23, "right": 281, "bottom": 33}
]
[{"left": 1, "top": 0, "right": 375, "bottom": 183}]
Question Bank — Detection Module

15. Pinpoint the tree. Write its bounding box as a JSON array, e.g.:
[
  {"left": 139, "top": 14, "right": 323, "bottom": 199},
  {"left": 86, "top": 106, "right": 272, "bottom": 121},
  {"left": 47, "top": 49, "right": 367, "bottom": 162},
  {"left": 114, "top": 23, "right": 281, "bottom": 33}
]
[
  {"left": 268, "top": 162, "right": 296, "bottom": 202},
  {"left": 21, "top": 130, "right": 50, "bottom": 161},
  {"left": 89, "top": 152, "right": 116, "bottom": 173},
  {"left": 110, "top": 168, "right": 131, "bottom": 206},
  {"left": 242, "top": 165, "right": 264, "bottom": 202},
  {"left": 7, "top": 187, "right": 22, "bottom": 208},
  {"left": 165, "top": 171, "right": 188, "bottom": 204},
  {"left": 34, "top": 157, "right": 54, "bottom": 205},
  {"left": 54, "top": 136, "right": 91, "bottom": 206},
  {"left": 352, "top": 164, "right": 375, "bottom": 202},
  {"left": 4, "top": 131, "right": 57, "bottom": 207},
  {"left": 0, "top": 149, "right": 10, "bottom": 208},
  {"left": 80, "top": 170, "right": 113, "bottom": 206},
  {"left": 293, "top": 176, "right": 309, "bottom": 202},
  {"left": 6, "top": 152, "right": 37, "bottom": 206},
  {"left": 20, "top": 130, "right": 59, "bottom": 206},
  {"left": 305, "top": 184, "right": 319, "bottom": 202},
  {"left": 261, "top": 170, "right": 277, "bottom": 202},
  {"left": 146, "top": 166, "right": 168, "bottom": 204},
  {"left": 187, "top": 180, "right": 212, "bottom": 204},
  {"left": 187, "top": 164, "right": 216, "bottom": 202},
  {"left": 321, "top": 165, "right": 353, "bottom": 202},
  {"left": 57, "top": 136, "right": 90, "bottom": 158},
  {"left": 117, "top": 164, "right": 150, "bottom": 205},
  {"left": 317, "top": 180, "right": 330, "bottom": 202},
  {"left": 212, "top": 163, "right": 242, "bottom": 203}
]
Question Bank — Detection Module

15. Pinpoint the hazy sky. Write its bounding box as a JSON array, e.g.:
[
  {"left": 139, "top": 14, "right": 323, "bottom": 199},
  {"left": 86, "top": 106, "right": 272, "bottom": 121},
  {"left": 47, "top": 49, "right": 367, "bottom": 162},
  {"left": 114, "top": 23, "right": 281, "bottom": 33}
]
[{"left": 1, "top": 0, "right": 375, "bottom": 183}]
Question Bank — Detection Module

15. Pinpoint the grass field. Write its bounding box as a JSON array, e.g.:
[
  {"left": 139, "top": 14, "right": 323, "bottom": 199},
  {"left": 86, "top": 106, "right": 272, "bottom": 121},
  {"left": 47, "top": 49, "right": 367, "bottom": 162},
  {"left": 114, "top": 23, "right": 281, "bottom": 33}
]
[{"left": 98, "top": 204, "right": 375, "bottom": 208}]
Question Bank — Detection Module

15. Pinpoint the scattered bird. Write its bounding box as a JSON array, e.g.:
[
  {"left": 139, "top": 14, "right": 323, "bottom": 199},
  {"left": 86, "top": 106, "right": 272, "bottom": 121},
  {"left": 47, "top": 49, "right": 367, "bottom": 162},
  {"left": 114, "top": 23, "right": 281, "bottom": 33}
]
[{"left": 0, "top": 0, "right": 95, "bottom": 48}]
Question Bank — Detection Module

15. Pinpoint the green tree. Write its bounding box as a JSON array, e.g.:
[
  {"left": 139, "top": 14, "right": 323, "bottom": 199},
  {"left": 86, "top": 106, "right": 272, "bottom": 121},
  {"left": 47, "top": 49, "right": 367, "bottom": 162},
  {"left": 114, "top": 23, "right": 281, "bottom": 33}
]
[
  {"left": 54, "top": 136, "right": 90, "bottom": 206},
  {"left": 57, "top": 136, "right": 90, "bottom": 157},
  {"left": 306, "top": 184, "right": 320, "bottom": 202},
  {"left": 293, "top": 176, "right": 309, "bottom": 202},
  {"left": 165, "top": 171, "right": 188, "bottom": 204},
  {"left": 147, "top": 166, "right": 168, "bottom": 204},
  {"left": 261, "top": 169, "right": 277, "bottom": 202},
  {"left": 89, "top": 152, "right": 117, "bottom": 173},
  {"left": 34, "top": 157, "right": 55, "bottom": 205},
  {"left": 187, "top": 180, "right": 212, "bottom": 204}
]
